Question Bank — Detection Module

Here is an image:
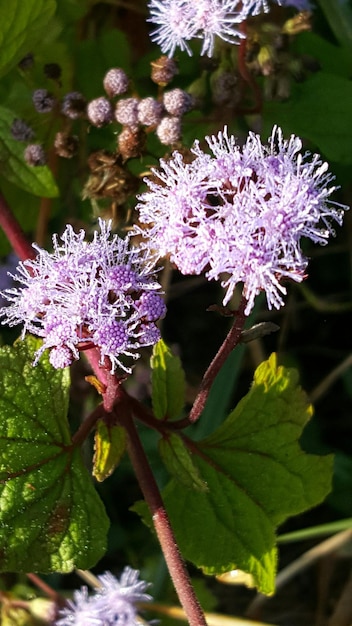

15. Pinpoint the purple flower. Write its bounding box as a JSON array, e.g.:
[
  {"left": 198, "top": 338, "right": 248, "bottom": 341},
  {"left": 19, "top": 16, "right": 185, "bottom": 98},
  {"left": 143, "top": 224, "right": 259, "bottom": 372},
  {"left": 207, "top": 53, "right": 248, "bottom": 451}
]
[
  {"left": 135, "top": 126, "right": 347, "bottom": 315},
  {"left": 148, "top": 0, "right": 312, "bottom": 57},
  {"left": 56, "top": 587, "right": 102, "bottom": 626},
  {"left": 148, "top": 0, "right": 248, "bottom": 57},
  {"left": 56, "top": 567, "right": 152, "bottom": 626},
  {"left": 0, "top": 220, "right": 166, "bottom": 372}
]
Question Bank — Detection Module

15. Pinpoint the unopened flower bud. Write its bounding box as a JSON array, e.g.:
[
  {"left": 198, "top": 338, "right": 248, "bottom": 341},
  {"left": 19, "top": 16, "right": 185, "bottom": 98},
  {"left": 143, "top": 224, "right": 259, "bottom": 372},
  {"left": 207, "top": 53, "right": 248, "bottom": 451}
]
[
  {"left": 103, "top": 68, "right": 129, "bottom": 97},
  {"left": 87, "top": 97, "right": 113, "bottom": 127},
  {"left": 118, "top": 125, "right": 145, "bottom": 160},
  {"left": 151, "top": 55, "right": 178, "bottom": 86},
  {"left": 283, "top": 10, "right": 312, "bottom": 35},
  {"left": 156, "top": 116, "right": 181, "bottom": 145},
  {"left": 44, "top": 62, "right": 62, "bottom": 81},
  {"left": 257, "top": 46, "right": 275, "bottom": 76},
  {"left": 32, "top": 88, "right": 56, "bottom": 113},
  {"left": 29, "top": 598, "right": 56, "bottom": 623},
  {"left": 138, "top": 97, "right": 164, "bottom": 126},
  {"left": 18, "top": 53, "right": 34, "bottom": 70},
  {"left": 11, "top": 118, "right": 35, "bottom": 142},
  {"left": 62, "top": 91, "right": 87, "bottom": 119},
  {"left": 115, "top": 97, "right": 139, "bottom": 125},
  {"left": 210, "top": 70, "right": 239, "bottom": 107},
  {"left": 54, "top": 132, "right": 79, "bottom": 158},
  {"left": 186, "top": 71, "right": 208, "bottom": 108},
  {"left": 163, "top": 88, "right": 193, "bottom": 116},
  {"left": 24, "top": 143, "right": 47, "bottom": 166}
]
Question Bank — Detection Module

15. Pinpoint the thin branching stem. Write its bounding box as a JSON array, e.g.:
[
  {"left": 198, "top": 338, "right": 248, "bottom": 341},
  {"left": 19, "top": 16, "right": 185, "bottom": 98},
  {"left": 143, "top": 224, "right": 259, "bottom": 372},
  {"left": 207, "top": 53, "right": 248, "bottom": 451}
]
[
  {"left": 118, "top": 405, "right": 208, "bottom": 626},
  {"left": 189, "top": 295, "right": 247, "bottom": 423},
  {"left": 0, "top": 193, "right": 35, "bottom": 261}
]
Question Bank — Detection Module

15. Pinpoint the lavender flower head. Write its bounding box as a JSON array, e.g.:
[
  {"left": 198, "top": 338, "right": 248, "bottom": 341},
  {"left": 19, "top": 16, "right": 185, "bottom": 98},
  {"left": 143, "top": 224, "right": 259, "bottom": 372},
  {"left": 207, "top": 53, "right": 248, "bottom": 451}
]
[
  {"left": 135, "top": 126, "right": 347, "bottom": 315},
  {"left": 147, "top": 0, "right": 302, "bottom": 57},
  {"left": 0, "top": 220, "right": 166, "bottom": 372},
  {"left": 148, "top": 0, "right": 248, "bottom": 57},
  {"left": 56, "top": 567, "right": 152, "bottom": 626}
]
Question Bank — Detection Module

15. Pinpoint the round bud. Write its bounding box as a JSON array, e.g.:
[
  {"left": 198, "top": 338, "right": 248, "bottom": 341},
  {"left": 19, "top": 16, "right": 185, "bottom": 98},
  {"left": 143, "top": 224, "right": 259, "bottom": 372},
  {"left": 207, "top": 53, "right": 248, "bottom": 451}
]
[
  {"left": 61, "top": 91, "right": 87, "bottom": 119},
  {"left": 32, "top": 89, "right": 56, "bottom": 113},
  {"left": 156, "top": 116, "right": 181, "bottom": 145},
  {"left": 211, "top": 71, "right": 239, "bottom": 107},
  {"left": 18, "top": 53, "right": 34, "bottom": 70},
  {"left": 54, "top": 132, "right": 79, "bottom": 158},
  {"left": 118, "top": 125, "right": 145, "bottom": 160},
  {"left": 115, "top": 97, "right": 139, "bottom": 126},
  {"left": 11, "top": 118, "right": 35, "bottom": 142},
  {"left": 44, "top": 63, "right": 62, "bottom": 81},
  {"left": 87, "top": 97, "right": 113, "bottom": 127},
  {"left": 138, "top": 97, "right": 164, "bottom": 126},
  {"left": 151, "top": 55, "right": 178, "bottom": 86},
  {"left": 103, "top": 68, "right": 129, "bottom": 97},
  {"left": 163, "top": 88, "right": 193, "bottom": 116},
  {"left": 24, "top": 144, "right": 47, "bottom": 166}
]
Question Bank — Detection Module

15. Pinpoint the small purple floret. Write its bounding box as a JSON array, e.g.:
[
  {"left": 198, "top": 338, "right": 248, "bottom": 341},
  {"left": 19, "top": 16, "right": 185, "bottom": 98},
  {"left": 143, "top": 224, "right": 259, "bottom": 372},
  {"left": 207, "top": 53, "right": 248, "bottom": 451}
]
[
  {"left": 56, "top": 567, "right": 152, "bottom": 626},
  {"left": 0, "top": 220, "right": 166, "bottom": 373}
]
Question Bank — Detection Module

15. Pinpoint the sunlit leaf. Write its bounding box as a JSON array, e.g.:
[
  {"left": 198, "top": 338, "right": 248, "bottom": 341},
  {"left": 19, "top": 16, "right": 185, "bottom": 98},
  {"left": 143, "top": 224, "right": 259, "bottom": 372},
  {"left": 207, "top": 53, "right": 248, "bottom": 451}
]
[
  {"left": 151, "top": 340, "right": 185, "bottom": 420},
  {"left": 93, "top": 420, "right": 127, "bottom": 482},
  {"left": 160, "top": 354, "right": 333, "bottom": 594},
  {"left": 0, "top": 336, "right": 109, "bottom": 572},
  {"left": 159, "top": 433, "right": 208, "bottom": 492}
]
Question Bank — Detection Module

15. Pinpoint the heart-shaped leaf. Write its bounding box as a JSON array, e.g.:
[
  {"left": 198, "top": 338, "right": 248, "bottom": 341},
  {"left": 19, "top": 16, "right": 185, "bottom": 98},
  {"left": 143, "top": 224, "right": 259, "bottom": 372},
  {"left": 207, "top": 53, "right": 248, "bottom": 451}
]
[{"left": 160, "top": 354, "right": 333, "bottom": 594}]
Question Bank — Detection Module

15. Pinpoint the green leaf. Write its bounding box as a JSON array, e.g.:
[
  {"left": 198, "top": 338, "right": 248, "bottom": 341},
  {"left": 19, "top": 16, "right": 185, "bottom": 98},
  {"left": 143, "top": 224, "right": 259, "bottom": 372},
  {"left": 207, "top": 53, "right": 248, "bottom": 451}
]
[
  {"left": 93, "top": 421, "right": 127, "bottom": 482},
  {"left": 262, "top": 73, "right": 352, "bottom": 164},
  {"left": 317, "top": 0, "right": 352, "bottom": 49},
  {"left": 292, "top": 32, "right": 352, "bottom": 78},
  {"left": 151, "top": 339, "right": 185, "bottom": 420},
  {"left": 0, "top": 0, "right": 57, "bottom": 78},
  {"left": 161, "top": 354, "right": 333, "bottom": 594},
  {"left": 0, "top": 106, "right": 59, "bottom": 197},
  {"left": 0, "top": 336, "right": 109, "bottom": 573},
  {"left": 159, "top": 433, "right": 208, "bottom": 492}
]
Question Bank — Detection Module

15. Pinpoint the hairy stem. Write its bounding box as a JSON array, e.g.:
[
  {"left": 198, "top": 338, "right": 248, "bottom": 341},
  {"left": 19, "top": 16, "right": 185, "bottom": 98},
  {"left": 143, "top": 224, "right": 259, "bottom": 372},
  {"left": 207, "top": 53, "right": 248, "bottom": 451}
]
[
  {"left": 118, "top": 407, "right": 208, "bottom": 626},
  {"left": 189, "top": 295, "right": 247, "bottom": 423},
  {"left": 0, "top": 193, "right": 35, "bottom": 261}
]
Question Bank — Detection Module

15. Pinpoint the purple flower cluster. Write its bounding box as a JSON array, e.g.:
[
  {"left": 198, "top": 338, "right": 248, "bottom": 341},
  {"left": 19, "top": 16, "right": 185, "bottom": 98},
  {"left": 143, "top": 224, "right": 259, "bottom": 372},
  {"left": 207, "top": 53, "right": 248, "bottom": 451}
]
[
  {"left": 147, "top": 0, "right": 309, "bottom": 57},
  {"left": 135, "top": 126, "right": 347, "bottom": 315},
  {"left": 56, "top": 567, "right": 152, "bottom": 626},
  {"left": 0, "top": 220, "right": 166, "bottom": 372},
  {"left": 148, "top": 0, "right": 246, "bottom": 57}
]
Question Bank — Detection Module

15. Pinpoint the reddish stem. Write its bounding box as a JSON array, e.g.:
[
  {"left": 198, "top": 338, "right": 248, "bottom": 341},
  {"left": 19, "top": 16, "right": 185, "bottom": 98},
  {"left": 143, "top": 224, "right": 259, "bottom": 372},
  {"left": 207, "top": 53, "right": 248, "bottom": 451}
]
[
  {"left": 0, "top": 193, "right": 35, "bottom": 261},
  {"left": 188, "top": 295, "right": 247, "bottom": 423},
  {"left": 26, "top": 573, "right": 64, "bottom": 606},
  {"left": 71, "top": 403, "right": 106, "bottom": 447},
  {"left": 118, "top": 405, "right": 207, "bottom": 626},
  {"left": 83, "top": 347, "right": 127, "bottom": 413},
  {"left": 237, "top": 22, "right": 262, "bottom": 114}
]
